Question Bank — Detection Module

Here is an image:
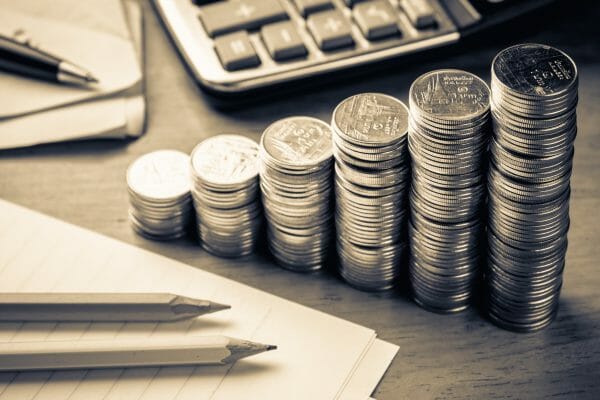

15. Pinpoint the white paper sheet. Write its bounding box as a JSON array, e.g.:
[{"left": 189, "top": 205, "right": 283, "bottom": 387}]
[
  {"left": 0, "top": 7, "right": 141, "bottom": 119},
  {"left": 0, "top": 200, "right": 397, "bottom": 399}
]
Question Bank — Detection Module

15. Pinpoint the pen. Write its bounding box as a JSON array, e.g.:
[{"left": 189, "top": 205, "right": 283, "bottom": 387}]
[
  {"left": 0, "top": 335, "right": 277, "bottom": 371},
  {"left": 0, "top": 293, "right": 230, "bottom": 322},
  {"left": 0, "top": 34, "right": 98, "bottom": 86}
]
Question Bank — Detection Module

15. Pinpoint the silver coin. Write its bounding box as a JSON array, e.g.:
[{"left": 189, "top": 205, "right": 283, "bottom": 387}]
[
  {"left": 407, "top": 69, "right": 490, "bottom": 313},
  {"left": 332, "top": 93, "right": 409, "bottom": 148},
  {"left": 191, "top": 135, "right": 259, "bottom": 190},
  {"left": 485, "top": 44, "right": 577, "bottom": 332},
  {"left": 127, "top": 150, "right": 191, "bottom": 202},
  {"left": 260, "top": 116, "right": 333, "bottom": 170},
  {"left": 409, "top": 69, "right": 490, "bottom": 123},
  {"left": 259, "top": 116, "right": 335, "bottom": 271},
  {"left": 127, "top": 150, "right": 193, "bottom": 240},
  {"left": 492, "top": 43, "right": 578, "bottom": 100}
]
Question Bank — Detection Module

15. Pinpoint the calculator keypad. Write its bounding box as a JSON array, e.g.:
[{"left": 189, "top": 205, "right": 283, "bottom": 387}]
[
  {"left": 197, "top": 0, "right": 452, "bottom": 71},
  {"left": 155, "top": 0, "right": 460, "bottom": 92}
]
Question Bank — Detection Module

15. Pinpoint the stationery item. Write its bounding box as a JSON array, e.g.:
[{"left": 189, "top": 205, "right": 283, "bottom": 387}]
[
  {"left": 0, "top": 293, "right": 230, "bottom": 322},
  {"left": 0, "top": 199, "right": 398, "bottom": 400},
  {"left": 486, "top": 44, "right": 577, "bottom": 332},
  {"left": 190, "top": 135, "right": 262, "bottom": 257},
  {"left": 0, "top": 0, "right": 145, "bottom": 149},
  {"left": 0, "top": 34, "right": 98, "bottom": 86},
  {"left": 259, "top": 117, "right": 334, "bottom": 272},
  {"left": 0, "top": 336, "right": 276, "bottom": 371},
  {"left": 127, "top": 150, "right": 193, "bottom": 240},
  {"left": 408, "top": 70, "right": 490, "bottom": 313},
  {"left": 332, "top": 93, "right": 410, "bottom": 291}
]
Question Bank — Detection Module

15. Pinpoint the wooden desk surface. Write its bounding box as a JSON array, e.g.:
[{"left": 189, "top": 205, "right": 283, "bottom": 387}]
[{"left": 1, "top": 2, "right": 599, "bottom": 399}]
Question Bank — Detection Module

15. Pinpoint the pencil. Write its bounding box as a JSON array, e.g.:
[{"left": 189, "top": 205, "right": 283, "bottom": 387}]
[
  {"left": 0, "top": 336, "right": 277, "bottom": 371},
  {"left": 0, "top": 293, "right": 230, "bottom": 322}
]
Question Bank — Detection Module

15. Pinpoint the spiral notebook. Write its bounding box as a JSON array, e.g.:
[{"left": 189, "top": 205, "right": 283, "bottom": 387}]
[{"left": 0, "top": 199, "right": 397, "bottom": 400}]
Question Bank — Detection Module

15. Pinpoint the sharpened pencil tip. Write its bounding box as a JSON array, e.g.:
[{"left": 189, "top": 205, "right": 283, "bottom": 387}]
[
  {"left": 86, "top": 74, "right": 99, "bottom": 84},
  {"left": 266, "top": 345, "right": 277, "bottom": 351},
  {"left": 209, "top": 302, "right": 231, "bottom": 312}
]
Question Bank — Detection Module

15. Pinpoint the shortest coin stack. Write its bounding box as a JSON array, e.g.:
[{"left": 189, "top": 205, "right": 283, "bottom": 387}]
[
  {"left": 127, "top": 150, "right": 193, "bottom": 240},
  {"left": 259, "top": 116, "right": 334, "bottom": 272},
  {"left": 190, "top": 135, "right": 262, "bottom": 257}
]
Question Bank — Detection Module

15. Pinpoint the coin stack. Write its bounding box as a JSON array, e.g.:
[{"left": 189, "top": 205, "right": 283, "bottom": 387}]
[
  {"left": 126, "top": 150, "right": 193, "bottom": 240},
  {"left": 407, "top": 70, "right": 491, "bottom": 312},
  {"left": 259, "top": 117, "right": 334, "bottom": 272},
  {"left": 190, "top": 135, "right": 262, "bottom": 257},
  {"left": 332, "top": 93, "right": 410, "bottom": 291},
  {"left": 486, "top": 44, "right": 578, "bottom": 332}
]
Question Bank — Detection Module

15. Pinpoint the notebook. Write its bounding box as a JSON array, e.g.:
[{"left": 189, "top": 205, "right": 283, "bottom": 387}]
[
  {"left": 0, "top": 0, "right": 145, "bottom": 149},
  {"left": 0, "top": 199, "right": 398, "bottom": 400}
]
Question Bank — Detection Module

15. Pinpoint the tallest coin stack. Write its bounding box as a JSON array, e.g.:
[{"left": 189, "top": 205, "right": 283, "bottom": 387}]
[{"left": 487, "top": 44, "right": 578, "bottom": 332}]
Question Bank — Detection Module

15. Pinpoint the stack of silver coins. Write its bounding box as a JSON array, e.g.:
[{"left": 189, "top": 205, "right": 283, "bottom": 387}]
[
  {"left": 408, "top": 70, "right": 490, "bottom": 312},
  {"left": 259, "top": 117, "right": 334, "bottom": 272},
  {"left": 487, "top": 44, "right": 578, "bottom": 332},
  {"left": 332, "top": 93, "right": 410, "bottom": 291},
  {"left": 190, "top": 135, "right": 262, "bottom": 257},
  {"left": 126, "top": 150, "right": 193, "bottom": 240}
]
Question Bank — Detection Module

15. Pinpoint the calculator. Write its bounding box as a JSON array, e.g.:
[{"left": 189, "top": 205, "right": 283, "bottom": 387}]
[{"left": 153, "top": 0, "right": 557, "bottom": 95}]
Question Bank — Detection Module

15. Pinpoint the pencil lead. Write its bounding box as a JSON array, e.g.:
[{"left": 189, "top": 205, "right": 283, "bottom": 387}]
[{"left": 209, "top": 301, "right": 231, "bottom": 313}]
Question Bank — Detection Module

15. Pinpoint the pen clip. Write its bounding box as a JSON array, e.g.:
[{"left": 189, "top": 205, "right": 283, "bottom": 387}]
[{"left": 10, "top": 28, "right": 39, "bottom": 49}]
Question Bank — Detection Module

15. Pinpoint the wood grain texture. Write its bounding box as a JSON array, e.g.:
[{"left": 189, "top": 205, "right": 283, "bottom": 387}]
[{"left": 1, "top": 1, "right": 599, "bottom": 398}]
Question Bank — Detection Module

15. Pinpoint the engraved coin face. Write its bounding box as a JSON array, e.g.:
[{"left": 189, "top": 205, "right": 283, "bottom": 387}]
[
  {"left": 127, "top": 150, "right": 191, "bottom": 201},
  {"left": 261, "top": 117, "right": 333, "bottom": 168},
  {"left": 333, "top": 93, "right": 409, "bottom": 147},
  {"left": 191, "top": 134, "right": 259, "bottom": 187},
  {"left": 410, "top": 69, "right": 490, "bottom": 120},
  {"left": 492, "top": 43, "right": 578, "bottom": 97}
]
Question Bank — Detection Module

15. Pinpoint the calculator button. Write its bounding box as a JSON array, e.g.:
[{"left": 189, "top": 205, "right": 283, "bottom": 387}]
[
  {"left": 261, "top": 21, "right": 307, "bottom": 61},
  {"left": 199, "top": 0, "right": 288, "bottom": 37},
  {"left": 293, "top": 0, "right": 333, "bottom": 16},
  {"left": 214, "top": 31, "right": 260, "bottom": 71},
  {"left": 353, "top": 1, "right": 399, "bottom": 40},
  {"left": 307, "top": 10, "right": 354, "bottom": 51},
  {"left": 400, "top": 0, "right": 436, "bottom": 28}
]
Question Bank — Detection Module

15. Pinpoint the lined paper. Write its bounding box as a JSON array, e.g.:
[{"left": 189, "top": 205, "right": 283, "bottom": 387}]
[{"left": 0, "top": 200, "right": 397, "bottom": 399}]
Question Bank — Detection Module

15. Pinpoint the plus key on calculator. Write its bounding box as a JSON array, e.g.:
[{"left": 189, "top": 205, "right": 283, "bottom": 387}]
[{"left": 153, "top": 0, "right": 560, "bottom": 95}]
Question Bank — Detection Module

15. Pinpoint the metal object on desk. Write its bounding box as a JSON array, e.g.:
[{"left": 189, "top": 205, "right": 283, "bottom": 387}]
[
  {"left": 152, "top": 0, "right": 558, "bottom": 95},
  {"left": 190, "top": 134, "right": 262, "bottom": 257},
  {"left": 0, "top": 33, "right": 98, "bottom": 87},
  {"left": 486, "top": 43, "right": 578, "bottom": 332},
  {"left": 407, "top": 69, "right": 490, "bottom": 313},
  {"left": 332, "top": 93, "right": 410, "bottom": 291},
  {"left": 259, "top": 116, "right": 334, "bottom": 272},
  {"left": 127, "top": 150, "right": 194, "bottom": 240}
]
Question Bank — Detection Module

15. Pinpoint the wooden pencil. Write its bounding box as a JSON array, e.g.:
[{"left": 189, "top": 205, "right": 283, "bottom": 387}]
[
  {"left": 0, "top": 335, "right": 277, "bottom": 371},
  {"left": 0, "top": 293, "right": 230, "bottom": 322}
]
